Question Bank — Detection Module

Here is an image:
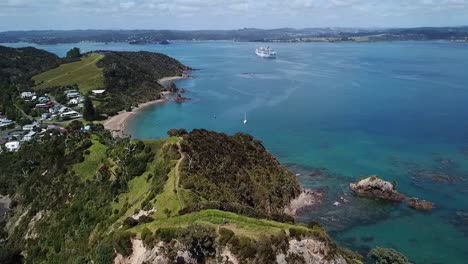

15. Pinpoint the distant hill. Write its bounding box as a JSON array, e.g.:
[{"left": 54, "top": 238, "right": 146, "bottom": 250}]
[
  {"left": 0, "top": 46, "right": 59, "bottom": 85},
  {"left": 10, "top": 47, "right": 191, "bottom": 115},
  {"left": 1, "top": 27, "right": 468, "bottom": 44},
  {"left": 33, "top": 53, "right": 105, "bottom": 93},
  {"left": 96, "top": 51, "right": 190, "bottom": 115}
]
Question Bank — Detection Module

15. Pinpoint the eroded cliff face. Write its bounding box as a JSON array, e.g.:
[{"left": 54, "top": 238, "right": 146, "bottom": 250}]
[{"left": 114, "top": 238, "right": 348, "bottom": 264}]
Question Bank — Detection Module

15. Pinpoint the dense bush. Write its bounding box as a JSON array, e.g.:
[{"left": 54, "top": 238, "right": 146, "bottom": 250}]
[
  {"left": 167, "top": 128, "right": 188, "bottom": 137},
  {"left": 179, "top": 129, "right": 301, "bottom": 216},
  {"left": 112, "top": 231, "right": 134, "bottom": 257},
  {"left": 95, "top": 241, "right": 114, "bottom": 264},
  {"left": 96, "top": 51, "right": 189, "bottom": 114},
  {"left": 218, "top": 228, "right": 234, "bottom": 245},
  {"left": 368, "top": 247, "right": 413, "bottom": 264}
]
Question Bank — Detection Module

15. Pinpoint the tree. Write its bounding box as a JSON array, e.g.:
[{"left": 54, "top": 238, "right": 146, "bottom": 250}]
[
  {"left": 66, "top": 47, "right": 81, "bottom": 58},
  {"left": 83, "top": 96, "right": 96, "bottom": 121}
]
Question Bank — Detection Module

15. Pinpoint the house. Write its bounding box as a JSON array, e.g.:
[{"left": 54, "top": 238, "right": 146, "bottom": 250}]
[
  {"left": 0, "top": 118, "right": 15, "bottom": 129},
  {"left": 68, "top": 97, "right": 83, "bottom": 106},
  {"left": 35, "top": 103, "right": 49, "bottom": 109},
  {"left": 60, "top": 111, "right": 82, "bottom": 120},
  {"left": 5, "top": 141, "right": 20, "bottom": 152},
  {"left": 21, "top": 91, "right": 35, "bottom": 99},
  {"left": 91, "top": 89, "right": 106, "bottom": 97},
  {"left": 22, "top": 123, "right": 38, "bottom": 131},
  {"left": 22, "top": 131, "right": 36, "bottom": 142},
  {"left": 41, "top": 113, "right": 52, "bottom": 119},
  {"left": 66, "top": 91, "right": 81, "bottom": 99},
  {"left": 7, "top": 130, "right": 28, "bottom": 140},
  {"left": 38, "top": 96, "right": 50, "bottom": 103}
]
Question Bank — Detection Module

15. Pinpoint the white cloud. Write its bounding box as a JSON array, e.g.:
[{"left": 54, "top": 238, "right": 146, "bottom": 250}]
[{"left": 0, "top": 0, "right": 467, "bottom": 30}]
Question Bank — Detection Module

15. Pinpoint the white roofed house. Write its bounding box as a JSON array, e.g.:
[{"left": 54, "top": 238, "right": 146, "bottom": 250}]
[
  {"left": 5, "top": 141, "right": 20, "bottom": 152},
  {"left": 20, "top": 91, "right": 35, "bottom": 99},
  {"left": 0, "top": 118, "right": 15, "bottom": 129},
  {"left": 91, "top": 89, "right": 106, "bottom": 97},
  {"left": 22, "top": 131, "right": 36, "bottom": 142},
  {"left": 22, "top": 123, "right": 38, "bottom": 131},
  {"left": 66, "top": 92, "right": 81, "bottom": 99}
]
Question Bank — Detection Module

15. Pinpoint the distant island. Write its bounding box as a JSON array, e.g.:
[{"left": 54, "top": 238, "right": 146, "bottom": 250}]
[{"left": 1, "top": 27, "right": 468, "bottom": 44}]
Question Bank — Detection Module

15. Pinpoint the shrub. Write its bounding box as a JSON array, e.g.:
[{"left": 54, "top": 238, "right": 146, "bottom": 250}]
[
  {"left": 218, "top": 228, "right": 234, "bottom": 245},
  {"left": 112, "top": 231, "right": 134, "bottom": 257},
  {"left": 167, "top": 128, "right": 188, "bottom": 137},
  {"left": 155, "top": 228, "right": 178, "bottom": 243},
  {"left": 368, "top": 247, "right": 412, "bottom": 264},
  {"left": 289, "top": 227, "right": 308, "bottom": 240},
  {"left": 95, "top": 241, "right": 114, "bottom": 264},
  {"left": 123, "top": 217, "right": 138, "bottom": 228},
  {"left": 141, "top": 227, "right": 152, "bottom": 243}
]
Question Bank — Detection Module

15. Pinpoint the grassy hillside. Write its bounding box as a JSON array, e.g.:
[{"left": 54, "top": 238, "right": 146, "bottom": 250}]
[
  {"left": 0, "top": 127, "right": 362, "bottom": 263},
  {"left": 32, "top": 53, "right": 104, "bottom": 93}
]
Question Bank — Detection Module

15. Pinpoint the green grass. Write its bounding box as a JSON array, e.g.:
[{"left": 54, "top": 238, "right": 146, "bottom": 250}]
[
  {"left": 33, "top": 53, "right": 105, "bottom": 94},
  {"left": 111, "top": 139, "right": 183, "bottom": 220},
  {"left": 72, "top": 135, "right": 107, "bottom": 180},
  {"left": 133, "top": 209, "right": 309, "bottom": 239}
]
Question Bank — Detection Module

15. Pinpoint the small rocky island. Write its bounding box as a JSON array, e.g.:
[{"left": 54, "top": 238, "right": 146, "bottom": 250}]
[{"left": 350, "top": 175, "right": 434, "bottom": 211}]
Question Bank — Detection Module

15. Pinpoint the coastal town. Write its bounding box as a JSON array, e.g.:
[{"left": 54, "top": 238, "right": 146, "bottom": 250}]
[{"left": 0, "top": 87, "right": 106, "bottom": 152}]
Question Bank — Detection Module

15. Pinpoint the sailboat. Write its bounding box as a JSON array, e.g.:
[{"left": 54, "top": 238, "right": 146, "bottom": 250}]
[{"left": 243, "top": 112, "right": 247, "bottom": 124}]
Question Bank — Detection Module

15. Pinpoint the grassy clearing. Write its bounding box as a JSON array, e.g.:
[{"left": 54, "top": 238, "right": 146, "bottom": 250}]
[
  {"left": 33, "top": 53, "right": 105, "bottom": 94},
  {"left": 111, "top": 138, "right": 186, "bottom": 221},
  {"left": 133, "top": 209, "right": 309, "bottom": 239},
  {"left": 72, "top": 135, "right": 107, "bottom": 180}
]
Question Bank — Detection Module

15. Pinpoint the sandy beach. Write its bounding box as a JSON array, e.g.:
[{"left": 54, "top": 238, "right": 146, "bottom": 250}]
[
  {"left": 104, "top": 75, "right": 189, "bottom": 137},
  {"left": 103, "top": 98, "right": 167, "bottom": 137},
  {"left": 158, "top": 74, "right": 189, "bottom": 86}
]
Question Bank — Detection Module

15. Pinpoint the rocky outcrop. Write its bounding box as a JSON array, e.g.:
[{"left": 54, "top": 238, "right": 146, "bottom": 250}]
[
  {"left": 350, "top": 176, "right": 405, "bottom": 202},
  {"left": 284, "top": 189, "right": 324, "bottom": 216},
  {"left": 350, "top": 176, "right": 434, "bottom": 211},
  {"left": 284, "top": 239, "right": 347, "bottom": 264},
  {"left": 114, "top": 237, "right": 349, "bottom": 264},
  {"left": 406, "top": 198, "right": 434, "bottom": 211}
]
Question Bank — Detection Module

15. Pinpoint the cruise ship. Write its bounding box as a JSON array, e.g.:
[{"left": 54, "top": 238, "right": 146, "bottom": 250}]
[{"left": 255, "top": 47, "right": 276, "bottom": 58}]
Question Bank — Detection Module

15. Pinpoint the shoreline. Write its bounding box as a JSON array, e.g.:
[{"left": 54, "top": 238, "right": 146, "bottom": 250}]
[
  {"left": 103, "top": 98, "right": 168, "bottom": 137},
  {"left": 103, "top": 75, "right": 189, "bottom": 137}
]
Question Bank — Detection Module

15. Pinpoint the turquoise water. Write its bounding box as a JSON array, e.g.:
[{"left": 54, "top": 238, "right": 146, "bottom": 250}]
[{"left": 4, "top": 41, "right": 468, "bottom": 263}]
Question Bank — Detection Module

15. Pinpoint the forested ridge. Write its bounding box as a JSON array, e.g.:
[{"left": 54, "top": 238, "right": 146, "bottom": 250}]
[
  {"left": 179, "top": 129, "right": 301, "bottom": 215},
  {"left": 96, "top": 51, "right": 190, "bottom": 115}
]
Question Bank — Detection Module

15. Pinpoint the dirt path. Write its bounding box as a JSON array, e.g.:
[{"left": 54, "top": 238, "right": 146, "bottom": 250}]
[{"left": 174, "top": 141, "right": 185, "bottom": 205}]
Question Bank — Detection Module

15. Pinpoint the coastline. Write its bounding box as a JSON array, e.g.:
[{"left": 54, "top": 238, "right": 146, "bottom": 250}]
[
  {"left": 103, "top": 75, "right": 188, "bottom": 137},
  {"left": 103, "top": 98, "right": 168, "bottom": 137}
]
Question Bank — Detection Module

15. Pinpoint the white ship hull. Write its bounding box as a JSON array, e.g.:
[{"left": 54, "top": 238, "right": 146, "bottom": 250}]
[
  {"left": 255, "top": 47, "right": 276, "bottom": 58},
  {"left": 255, "top": 51, "right": 276, "bottom": 58}
]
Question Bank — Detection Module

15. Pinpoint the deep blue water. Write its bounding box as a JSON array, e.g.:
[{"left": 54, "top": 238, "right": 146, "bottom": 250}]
[{"left": 4, "top": 41, "right": 468, "bottom": 263}]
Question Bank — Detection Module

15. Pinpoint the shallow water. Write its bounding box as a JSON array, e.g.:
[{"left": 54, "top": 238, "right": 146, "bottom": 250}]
[{"left": 4, "top": 41, "right": 468, "bottom": 263}]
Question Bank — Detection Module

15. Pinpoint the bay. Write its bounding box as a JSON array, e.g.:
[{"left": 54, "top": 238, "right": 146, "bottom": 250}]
[{"left": 4, "top": 41, "right": 468, "bottom": 263}]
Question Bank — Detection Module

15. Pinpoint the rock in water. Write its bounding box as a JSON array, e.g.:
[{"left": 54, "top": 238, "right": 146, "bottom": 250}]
[
  {"left": 350, "top": 175, "right": 435, "bottom": 212},
  {"left": 406, "top": 198, "right": 434, "bottom": 211},
  {"left": 349, "top": 175, "right": 406, "bottom": 202}
]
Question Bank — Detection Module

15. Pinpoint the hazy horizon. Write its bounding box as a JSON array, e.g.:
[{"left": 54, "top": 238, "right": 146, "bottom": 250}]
[{"left": 1, "top": 0, "right": 468, "bottom": 31}]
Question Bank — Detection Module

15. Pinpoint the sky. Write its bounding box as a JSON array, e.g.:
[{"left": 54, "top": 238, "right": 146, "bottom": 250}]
[{"left": 0, "top": 0, "right": 467, "bottom": 31}]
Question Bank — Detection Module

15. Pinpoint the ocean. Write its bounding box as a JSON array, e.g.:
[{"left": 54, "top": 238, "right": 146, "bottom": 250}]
[{"left": 4, "top": 41, "right": 468, "bottom": 263}]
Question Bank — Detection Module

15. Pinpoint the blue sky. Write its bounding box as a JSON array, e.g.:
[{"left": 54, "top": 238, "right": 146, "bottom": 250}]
[{"left": 0, "top": 0, "right": 467, "bottom": 31}]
